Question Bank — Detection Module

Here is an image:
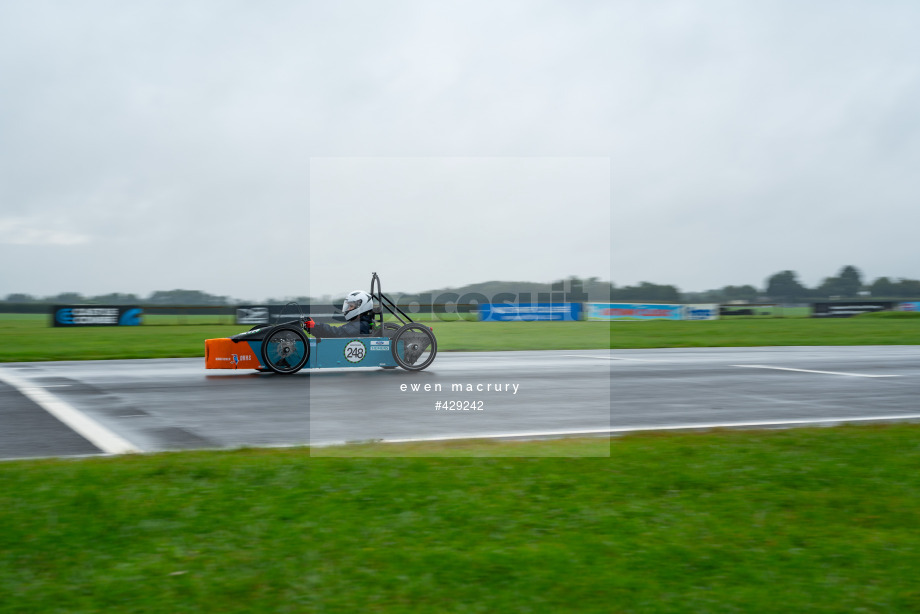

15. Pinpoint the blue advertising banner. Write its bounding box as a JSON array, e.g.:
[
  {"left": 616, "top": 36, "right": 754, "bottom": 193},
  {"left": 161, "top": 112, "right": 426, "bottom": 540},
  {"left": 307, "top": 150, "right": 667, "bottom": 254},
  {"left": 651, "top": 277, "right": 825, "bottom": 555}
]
[
  {"left": 897, "top": 301, "right": 920, "bottom": 312},
  {"left": 52, "top": 306, "right": 143, "bottom": 327},
  {"left": 479, "top": 303, "right": 582, "bottom": 321},
  {"left": 587, "top": 303, "right": 684, "bottom": 321}
]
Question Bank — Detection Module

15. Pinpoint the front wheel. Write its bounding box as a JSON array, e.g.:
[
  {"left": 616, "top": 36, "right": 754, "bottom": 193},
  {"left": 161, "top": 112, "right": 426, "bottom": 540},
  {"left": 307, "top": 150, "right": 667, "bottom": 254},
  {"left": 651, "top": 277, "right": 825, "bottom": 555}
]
[
  {"left": 391, "top": 324, "right": 437, "bottom": 371},
  {"left": 261, "top": 326, "right": 309, "bottom": 374}
]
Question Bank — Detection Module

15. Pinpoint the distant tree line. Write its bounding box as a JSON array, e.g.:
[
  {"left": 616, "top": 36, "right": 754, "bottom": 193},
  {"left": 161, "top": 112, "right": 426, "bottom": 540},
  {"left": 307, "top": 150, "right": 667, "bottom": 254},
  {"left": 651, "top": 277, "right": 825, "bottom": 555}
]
[
  {"left": 2, "top": 267, "right": 917, "bottom": 306},
  {"left": 2, "top": 290, "right": 235, "bottom": 306},
  {"left": 760, "top": 266, "right": 919, "bottom": 302},
  {"left": 404, "top": 267, "right": 918, "bottom": 304},
  {"left": 686, "top": 267, "right": 919, "bottom": 303}
]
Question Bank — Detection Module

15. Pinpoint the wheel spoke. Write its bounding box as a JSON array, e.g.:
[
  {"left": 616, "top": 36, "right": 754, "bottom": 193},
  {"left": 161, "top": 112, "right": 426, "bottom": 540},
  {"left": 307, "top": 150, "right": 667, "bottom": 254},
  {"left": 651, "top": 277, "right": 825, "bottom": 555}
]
[{"left": 261, "top": 327, "right": 309, "bottom": 374}]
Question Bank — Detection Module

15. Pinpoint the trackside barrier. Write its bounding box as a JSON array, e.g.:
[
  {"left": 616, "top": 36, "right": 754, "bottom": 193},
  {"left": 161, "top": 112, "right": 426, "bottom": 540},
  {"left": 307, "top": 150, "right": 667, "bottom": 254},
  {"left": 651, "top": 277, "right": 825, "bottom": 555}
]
[
  {"left": 586, "top": 303, "right": 683, "bottom": 321},
  {"left": 236, "top": 304, "right": 342, "bottom": 325},
  {"left": 812, "top": 302, "right": 894, "bottom": 318},
  {"left": 683, "top": 304, "right": 719, "bottom": 320},
  {"left": 141, "top": 306, "right": 235, "bottom": 325},
  {"left": 479, "top": 303, "right": 582, "bottom": 322},
  {"left": 51, "top": 305, "right": 143, "bottom": 327},
  {"left": 234, "top": 304, "right": 483, "bottom": 325},
  {"left": 44, "top": 299, "right": 920, "bottom": 325},
  {"left": 586, "top": 303, "right": 719, "bottom": 321}
]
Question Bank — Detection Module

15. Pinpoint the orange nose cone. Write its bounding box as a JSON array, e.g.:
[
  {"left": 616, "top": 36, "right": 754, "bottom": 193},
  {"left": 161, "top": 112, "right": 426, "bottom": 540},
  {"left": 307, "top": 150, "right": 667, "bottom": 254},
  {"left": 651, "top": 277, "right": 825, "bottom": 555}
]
[{"left": 205, "top": 338, "right": 257, "bottom": 369}]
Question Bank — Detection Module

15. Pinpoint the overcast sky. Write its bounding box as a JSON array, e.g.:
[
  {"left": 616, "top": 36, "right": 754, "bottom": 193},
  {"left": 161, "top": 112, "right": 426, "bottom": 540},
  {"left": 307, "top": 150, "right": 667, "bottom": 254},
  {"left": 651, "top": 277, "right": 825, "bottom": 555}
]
[{"left": 1, "top": 1, "right": 918, "bottom": 301}]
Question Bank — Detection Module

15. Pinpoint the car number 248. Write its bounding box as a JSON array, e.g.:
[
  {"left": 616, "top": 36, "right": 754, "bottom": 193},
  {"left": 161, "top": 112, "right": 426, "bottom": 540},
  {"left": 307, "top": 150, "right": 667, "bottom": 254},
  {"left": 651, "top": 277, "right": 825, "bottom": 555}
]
[{"left": 344, "top": 341, "right": 366, "bottom": 362}]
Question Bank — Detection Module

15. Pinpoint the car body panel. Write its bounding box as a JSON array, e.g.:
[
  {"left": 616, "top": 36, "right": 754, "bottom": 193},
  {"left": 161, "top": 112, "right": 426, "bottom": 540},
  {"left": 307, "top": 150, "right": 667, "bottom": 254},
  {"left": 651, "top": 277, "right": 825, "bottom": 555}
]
[{"left": 205, "top": 334, "right": 399, "bottom": 370}]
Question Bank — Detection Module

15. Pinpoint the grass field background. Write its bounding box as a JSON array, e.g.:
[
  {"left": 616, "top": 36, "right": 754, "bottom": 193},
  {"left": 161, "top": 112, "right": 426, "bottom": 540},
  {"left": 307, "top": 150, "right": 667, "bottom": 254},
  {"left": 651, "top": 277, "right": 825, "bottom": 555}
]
[
  {"left": 2, "top": 427, "right": 919, "bottom": 613},
  {"left": 3, "top": 313, "right": 919, "bottom": 611},
  {"left": 1, "top": 314, "right": 918, "bottom": 362}
]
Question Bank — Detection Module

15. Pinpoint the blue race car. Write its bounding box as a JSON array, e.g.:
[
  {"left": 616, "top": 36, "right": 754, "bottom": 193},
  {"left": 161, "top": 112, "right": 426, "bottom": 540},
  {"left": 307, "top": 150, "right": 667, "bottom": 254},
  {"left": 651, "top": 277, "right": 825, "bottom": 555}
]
[{"left": 205, "top": 273, "right": 437, "bottom": 374}]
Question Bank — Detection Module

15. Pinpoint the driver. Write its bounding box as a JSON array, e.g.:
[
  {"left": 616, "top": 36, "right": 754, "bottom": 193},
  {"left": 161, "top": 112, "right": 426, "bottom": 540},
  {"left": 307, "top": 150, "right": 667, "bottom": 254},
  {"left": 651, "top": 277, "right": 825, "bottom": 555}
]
[{"left": 310, "top": 290, "right": 375, "bottom": 338}]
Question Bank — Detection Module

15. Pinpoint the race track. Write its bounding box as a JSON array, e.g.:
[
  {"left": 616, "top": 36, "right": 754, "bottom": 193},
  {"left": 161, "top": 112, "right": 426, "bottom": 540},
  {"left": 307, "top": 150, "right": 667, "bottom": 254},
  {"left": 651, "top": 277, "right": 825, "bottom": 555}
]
[{"left": 1, "top": 346, "right": 918, "bottom": 460}]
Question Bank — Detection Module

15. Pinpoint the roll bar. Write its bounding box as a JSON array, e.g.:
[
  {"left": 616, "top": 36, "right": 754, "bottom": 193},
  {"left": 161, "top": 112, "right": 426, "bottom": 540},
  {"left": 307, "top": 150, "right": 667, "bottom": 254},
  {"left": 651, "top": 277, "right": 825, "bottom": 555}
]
[{"left": 369, "top": 272, "right": 414, "bottom": 326}]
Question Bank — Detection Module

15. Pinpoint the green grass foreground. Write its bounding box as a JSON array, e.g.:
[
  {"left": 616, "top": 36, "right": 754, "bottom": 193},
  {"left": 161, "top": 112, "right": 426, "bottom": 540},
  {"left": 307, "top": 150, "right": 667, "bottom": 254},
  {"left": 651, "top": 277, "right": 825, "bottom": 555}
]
[
  {"left": 2, "top": 426, "right": 920, "bottom": 612},
  {"left": 2, "top": 315, "right": 919, "bottom": 361}
]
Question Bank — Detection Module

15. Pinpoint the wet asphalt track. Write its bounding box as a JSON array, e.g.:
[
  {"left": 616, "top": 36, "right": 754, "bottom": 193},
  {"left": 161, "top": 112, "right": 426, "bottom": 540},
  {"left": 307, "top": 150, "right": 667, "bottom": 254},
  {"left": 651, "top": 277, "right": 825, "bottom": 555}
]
[{"left": 1, "top": 346, "right": 918, "bottom": 460}]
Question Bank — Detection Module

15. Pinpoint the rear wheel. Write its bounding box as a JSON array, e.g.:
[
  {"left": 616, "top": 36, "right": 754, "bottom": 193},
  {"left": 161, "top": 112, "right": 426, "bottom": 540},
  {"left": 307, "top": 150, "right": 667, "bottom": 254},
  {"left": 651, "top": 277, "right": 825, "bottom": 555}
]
[
  {"left": 261, "top": 327, "right": 309, "bottom": 374},
  {"left": 391, "top": 324, "right": 437, "bottom": 371}
]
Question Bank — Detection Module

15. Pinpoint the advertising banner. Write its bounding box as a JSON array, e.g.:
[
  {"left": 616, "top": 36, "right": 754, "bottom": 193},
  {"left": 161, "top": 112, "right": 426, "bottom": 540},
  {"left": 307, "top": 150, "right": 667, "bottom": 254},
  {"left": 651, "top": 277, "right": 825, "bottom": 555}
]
[
  {"left": 479, "top": 303, "right": 582, "bottom": 322},
  {"left": 720, "top": 306, "right": 755, "bottom": 316},
  {"left": 896, "top": 301, "right": 920, "bottom": 312},
  {"left": 683, "top": 304, "right": 720, "bottom": 320},
  {"left": 236, "top": 306, "right": 270, "bottom": 325},
  {"left": 812, "top": 302, "right": 894, "bottom": 318},
  {"left": 236, "top": 305, "right": 342, "bottom": 325},
  {"left": 52, "top": 305, "right": 143, "bottom": 327},
  {"left": 587, "top": 303, "right": 683, "bottom": 321}
]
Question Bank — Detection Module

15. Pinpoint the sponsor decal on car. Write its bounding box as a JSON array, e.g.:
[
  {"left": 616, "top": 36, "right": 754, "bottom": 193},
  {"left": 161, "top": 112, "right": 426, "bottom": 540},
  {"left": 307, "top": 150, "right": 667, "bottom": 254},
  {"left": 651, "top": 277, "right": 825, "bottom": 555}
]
[{"left": 214, "top": 354, "right": 255, "bottom": 363}]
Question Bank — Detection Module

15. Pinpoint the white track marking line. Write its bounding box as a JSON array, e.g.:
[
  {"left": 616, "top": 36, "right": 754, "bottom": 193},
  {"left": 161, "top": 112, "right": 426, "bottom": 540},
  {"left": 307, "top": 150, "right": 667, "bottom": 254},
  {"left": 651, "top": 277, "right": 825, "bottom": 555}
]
[
  {"left": 310, "top": 414, "right": 920, "bottom": 447},
  {"left": 0, "top": 369, "right": 140, "bottom": 454},
  {"left": 563, "top": 355, "right": 662, "bottom": 362},
  {"left": 733, "top": 365, "right": 900, "bottom": 378}
]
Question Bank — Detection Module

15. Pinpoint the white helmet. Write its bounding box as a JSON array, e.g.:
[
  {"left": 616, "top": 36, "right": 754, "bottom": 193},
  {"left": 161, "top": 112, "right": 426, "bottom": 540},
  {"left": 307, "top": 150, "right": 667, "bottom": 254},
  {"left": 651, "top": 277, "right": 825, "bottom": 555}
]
[{"left": 341, "top": 290, "right": 374, "bottom": 320}]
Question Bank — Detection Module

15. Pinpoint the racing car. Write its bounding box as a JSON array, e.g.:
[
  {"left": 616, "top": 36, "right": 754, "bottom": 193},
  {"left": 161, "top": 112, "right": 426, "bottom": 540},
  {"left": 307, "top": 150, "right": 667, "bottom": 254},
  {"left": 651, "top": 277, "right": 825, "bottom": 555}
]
[{"left": 205, "top": 273, "right": 437, "bottom": 374}]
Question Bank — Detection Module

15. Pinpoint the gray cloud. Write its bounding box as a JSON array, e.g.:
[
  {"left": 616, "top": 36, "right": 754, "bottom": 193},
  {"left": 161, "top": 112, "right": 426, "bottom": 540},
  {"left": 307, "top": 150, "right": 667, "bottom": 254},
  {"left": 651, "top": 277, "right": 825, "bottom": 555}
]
[{"left": 1, "top": 1, "right": 918, "bottom": 299}]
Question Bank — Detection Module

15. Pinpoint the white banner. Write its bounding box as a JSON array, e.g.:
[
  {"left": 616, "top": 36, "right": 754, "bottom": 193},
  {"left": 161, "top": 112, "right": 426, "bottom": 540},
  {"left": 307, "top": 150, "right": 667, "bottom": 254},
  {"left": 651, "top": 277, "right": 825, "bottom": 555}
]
[{"left": 683, "top": 304, "right": 719, "bottom": 320}]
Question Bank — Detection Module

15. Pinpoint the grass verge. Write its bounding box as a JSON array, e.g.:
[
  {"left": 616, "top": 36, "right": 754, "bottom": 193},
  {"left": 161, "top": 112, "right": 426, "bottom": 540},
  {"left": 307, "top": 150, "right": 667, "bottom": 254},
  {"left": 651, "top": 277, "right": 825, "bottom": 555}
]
[
  {"left": 2, "top": 315, "right": 919, "bottom": 362},
  {"left": 596, "top": 317, "right": 920, "bottom": 349},
  {"left": 2, "top": 426, "right": 920, "bottom": 612},
  {"left": 857, "top": 310, "right": 920, "bottom": 319}
]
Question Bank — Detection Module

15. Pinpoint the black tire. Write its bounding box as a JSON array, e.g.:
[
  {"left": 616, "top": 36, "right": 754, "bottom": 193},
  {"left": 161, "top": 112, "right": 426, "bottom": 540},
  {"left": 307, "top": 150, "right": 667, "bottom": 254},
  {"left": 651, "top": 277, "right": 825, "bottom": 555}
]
[
  {"left": 391, "top": 323, "right": 437, "bottom": 371},
  {"left": 260, "top": 326, "right": 309, "bottom": 374}
]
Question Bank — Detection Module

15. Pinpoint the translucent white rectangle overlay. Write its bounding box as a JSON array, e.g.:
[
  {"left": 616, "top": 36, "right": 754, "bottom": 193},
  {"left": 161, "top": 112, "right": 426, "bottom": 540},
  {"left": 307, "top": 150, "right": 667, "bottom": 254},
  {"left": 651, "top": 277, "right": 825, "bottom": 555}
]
[{"left": 307, "top": 157, "right": 611, "bottom": 457}]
